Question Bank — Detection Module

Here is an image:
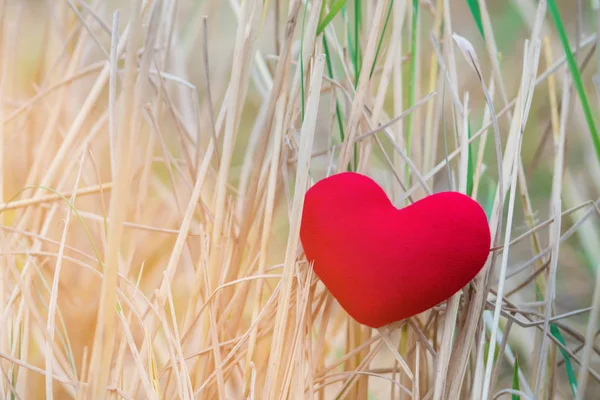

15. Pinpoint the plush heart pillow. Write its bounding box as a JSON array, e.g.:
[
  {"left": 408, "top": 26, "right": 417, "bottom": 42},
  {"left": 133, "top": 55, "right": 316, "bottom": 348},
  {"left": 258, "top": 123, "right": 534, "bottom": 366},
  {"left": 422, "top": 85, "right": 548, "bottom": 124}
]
[{"left": 300, "top": 172, "right": 491, "bottom": 328}]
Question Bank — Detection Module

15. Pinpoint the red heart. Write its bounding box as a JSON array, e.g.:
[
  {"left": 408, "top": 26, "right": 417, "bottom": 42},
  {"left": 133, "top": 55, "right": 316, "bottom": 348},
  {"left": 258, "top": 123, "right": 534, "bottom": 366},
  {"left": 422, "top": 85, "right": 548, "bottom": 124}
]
[{"left": 300, "top": 172, "right": 491, "bottom": 328}]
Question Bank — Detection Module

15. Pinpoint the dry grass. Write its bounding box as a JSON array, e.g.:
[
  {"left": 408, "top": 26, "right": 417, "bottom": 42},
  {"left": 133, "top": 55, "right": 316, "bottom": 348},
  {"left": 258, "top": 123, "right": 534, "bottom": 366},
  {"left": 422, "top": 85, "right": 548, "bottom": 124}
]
[{"left": 0, "top": 0, "right": 599, "bottom": 399}]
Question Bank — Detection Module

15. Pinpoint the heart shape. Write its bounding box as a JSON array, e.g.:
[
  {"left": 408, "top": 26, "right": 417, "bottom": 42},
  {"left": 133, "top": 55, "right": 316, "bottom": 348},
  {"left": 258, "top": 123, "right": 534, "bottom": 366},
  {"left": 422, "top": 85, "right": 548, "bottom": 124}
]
[{"left": 300, "top": 172, "right": 491, "bottom": 328}]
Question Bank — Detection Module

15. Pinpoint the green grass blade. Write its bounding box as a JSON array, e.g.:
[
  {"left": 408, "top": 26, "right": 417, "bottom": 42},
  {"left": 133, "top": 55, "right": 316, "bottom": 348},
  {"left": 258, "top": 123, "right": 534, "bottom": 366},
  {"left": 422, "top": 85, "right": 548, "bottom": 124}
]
[
  {"left": 369, "top": 0, "right": 394, "bottom": 78},
  {"left": 550, "top": 323, "right": 578, "bottom": 397},
  {"left": 317, "top": 0, "right": 347, "bottom": 35},
  {"left": 353, "top": 0, "right": 362, "bottom": 87},
  {"left": 483, "top": 179, "right": 495, "bottom": 220},
  {"left": 467, "top": 117, "right": 475, "bottom": 197},
  {"left": 341, "top": 5, "right": 355, "bottom": 79},
  {"left": 322, "top": 36, "right": 346, "bottom": 144},
  {"left": 466, "top": 0, "right": 485, "bottom": 39},
  {"left": 405, "top": 0, "right": 419, "bottom": 184},
  {"left": 512, "top": 356, "right": 521, "bottom": 400},
  {"left": 548, "top": 0, "right": 600, "bottom": 166}
]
